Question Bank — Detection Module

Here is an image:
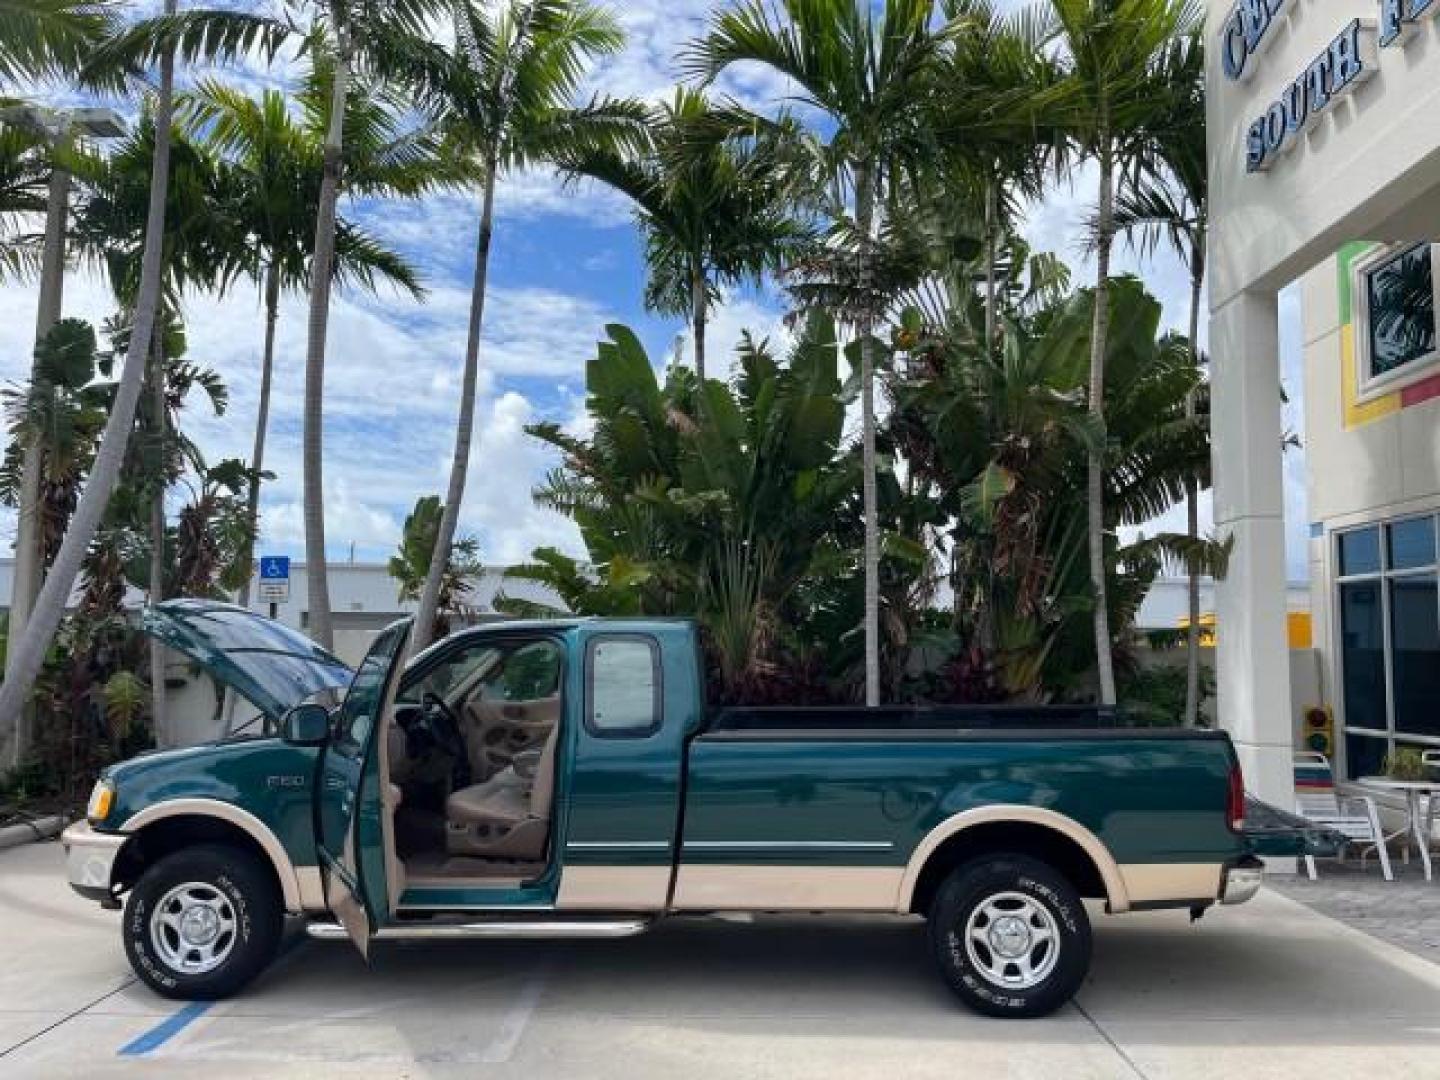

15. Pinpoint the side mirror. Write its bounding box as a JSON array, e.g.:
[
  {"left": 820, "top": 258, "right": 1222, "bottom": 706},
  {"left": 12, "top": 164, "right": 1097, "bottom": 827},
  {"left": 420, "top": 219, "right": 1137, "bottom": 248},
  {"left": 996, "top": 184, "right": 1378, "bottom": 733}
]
[{"left": 282, "top": 703, "right": 331, "bottom": 747}]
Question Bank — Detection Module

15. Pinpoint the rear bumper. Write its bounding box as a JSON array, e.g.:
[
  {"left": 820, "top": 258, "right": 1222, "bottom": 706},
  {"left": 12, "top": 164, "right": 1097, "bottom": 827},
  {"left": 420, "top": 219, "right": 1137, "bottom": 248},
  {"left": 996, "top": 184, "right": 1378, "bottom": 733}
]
[
  {"left": 1220, "top": 857, "right": 1264, "bottom": 906},
  {"left": 61, "top": 820, "right": 126, "bottom": 903}
]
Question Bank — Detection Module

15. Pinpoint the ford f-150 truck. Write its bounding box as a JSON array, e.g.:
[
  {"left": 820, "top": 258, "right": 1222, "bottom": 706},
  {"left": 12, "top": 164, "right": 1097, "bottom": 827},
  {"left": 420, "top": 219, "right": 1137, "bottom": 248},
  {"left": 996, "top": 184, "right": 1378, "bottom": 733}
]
[{"left": 62, "top": 600, "right": 1323, "bottom": 1018}]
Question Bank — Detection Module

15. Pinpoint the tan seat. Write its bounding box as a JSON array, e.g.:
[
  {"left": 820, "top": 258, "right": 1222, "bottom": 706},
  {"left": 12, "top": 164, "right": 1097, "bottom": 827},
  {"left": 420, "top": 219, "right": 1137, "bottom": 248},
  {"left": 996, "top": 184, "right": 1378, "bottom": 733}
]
[
  {"left": 462, "top": 695, "right": 560, "bottom": 780},
  {"left": 444, "top": 723, "right": 558, "bottom": 861}
]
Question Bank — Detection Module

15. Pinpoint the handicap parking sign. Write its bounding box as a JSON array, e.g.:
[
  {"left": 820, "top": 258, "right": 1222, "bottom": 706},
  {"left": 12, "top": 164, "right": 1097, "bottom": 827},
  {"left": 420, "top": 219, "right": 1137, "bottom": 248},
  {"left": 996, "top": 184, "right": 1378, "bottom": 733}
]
[{"left": 258, "top": 555, "right": 290, "bottom": 604}]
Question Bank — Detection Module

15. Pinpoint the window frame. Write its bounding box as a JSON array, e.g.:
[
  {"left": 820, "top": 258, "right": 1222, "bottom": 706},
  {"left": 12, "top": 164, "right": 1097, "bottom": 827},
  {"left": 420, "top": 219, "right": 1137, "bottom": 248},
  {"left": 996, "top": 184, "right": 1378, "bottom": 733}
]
[
  {"left": 1352, "top": 241, "right": 1440, "bottom": 404},
  {"left": 583, "top": 633, "right": 663, "bottom": 739},
  {"left": 1333, "top": 513, "right": 1440, "bottom": 777}
]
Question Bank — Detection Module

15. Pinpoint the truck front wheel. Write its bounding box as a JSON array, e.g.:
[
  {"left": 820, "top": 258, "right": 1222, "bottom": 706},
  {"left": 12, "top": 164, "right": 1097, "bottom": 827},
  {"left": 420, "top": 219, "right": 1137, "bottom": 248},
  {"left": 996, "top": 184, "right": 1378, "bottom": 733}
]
[
  {"left": 928, "top": 854, "right": 1092, "bottom": 1019},
  {"left": 123, "top": 843, "right": 283, "bottom": 1000}
]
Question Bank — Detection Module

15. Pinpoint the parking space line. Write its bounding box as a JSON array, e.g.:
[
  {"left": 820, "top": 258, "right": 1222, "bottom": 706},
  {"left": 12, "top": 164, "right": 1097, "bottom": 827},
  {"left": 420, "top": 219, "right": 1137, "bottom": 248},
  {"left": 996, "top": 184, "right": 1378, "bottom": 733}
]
[
  {"left": 480, "top": 957, "right": 552, "bottom": 1063},
  {"left": 0, "top": 978, "right": 136, "bottom": 1061},
  {"left": 117, "top": 930, "right": 311, "bottom": 1058},
  {"left": 1072, "top": 998, "right": 1148, "bottom": 1080},
  {"left": 117, "top": 1000, "right": 212, "bottom": 1056}
]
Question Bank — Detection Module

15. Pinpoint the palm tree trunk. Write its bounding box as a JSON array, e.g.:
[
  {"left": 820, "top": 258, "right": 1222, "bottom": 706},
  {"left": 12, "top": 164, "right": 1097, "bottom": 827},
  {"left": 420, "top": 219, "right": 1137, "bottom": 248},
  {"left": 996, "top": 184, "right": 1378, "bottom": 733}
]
[
  {"left": 8, "top": 149, "right": 70, "bottom": 668},
  {"left": 691, "top": 257, "right": 707, "bottom": 381},
  {"left": 412, "top": 163, "right": 497, "bottom": 653},
  {"left": 301, "top": 26, "right": 352, "bottom": 652},
  {"left": 236, "top": 263, "right": 280, "bottom": 613},
  {"left": 1087, "top": 136, "right": 1117, "bottom": 706},
  {"left": 856, "top": 163, "right": 881, "bottom": 708},
  {"left": 2, "top": 146, "right": 69, "bottom": 768},
  {"left": 149, "top": 330, "right": 168, "bottom": 747},
  {"left": 0, "top": 0, "right": 178, "bottom": 748},
  {"left": 1183, "top": 254, "right": 1204, "bottom": 726}
]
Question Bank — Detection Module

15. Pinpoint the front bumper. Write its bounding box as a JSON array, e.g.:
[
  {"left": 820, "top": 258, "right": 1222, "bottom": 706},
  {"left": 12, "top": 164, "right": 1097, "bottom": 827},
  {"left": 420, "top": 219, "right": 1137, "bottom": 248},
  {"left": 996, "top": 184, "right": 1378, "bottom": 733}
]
[
  {"left": 61, "top": 820, "right": 126, "bottom": 904},
  {"left": 1220, "top": 856, "right": 1264, "bottom": 906}
]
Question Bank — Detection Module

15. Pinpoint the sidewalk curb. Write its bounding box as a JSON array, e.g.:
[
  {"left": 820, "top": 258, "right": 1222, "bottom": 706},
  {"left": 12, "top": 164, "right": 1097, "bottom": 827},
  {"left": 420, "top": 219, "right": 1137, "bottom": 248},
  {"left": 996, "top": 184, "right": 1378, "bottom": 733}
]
[{"left": 0, "top": 814, "right": 65, "bottom": 850}]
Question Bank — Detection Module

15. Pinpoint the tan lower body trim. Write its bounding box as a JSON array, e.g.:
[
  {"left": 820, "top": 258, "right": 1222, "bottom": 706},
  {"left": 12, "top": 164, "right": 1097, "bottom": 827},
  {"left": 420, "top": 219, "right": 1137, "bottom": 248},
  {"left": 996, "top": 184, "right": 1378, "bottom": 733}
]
[
  {"left": 671, "top": 865, "right": 904, "bottom": 911},
  {"left": 1119, "top": 863, "right": 1223, "bottom": 905},
  {"left": 295, "top": 865, "right": 326, "bottom": 913},
  {"left": 557, "top": 865, "right": 672, "bottom": 910}
]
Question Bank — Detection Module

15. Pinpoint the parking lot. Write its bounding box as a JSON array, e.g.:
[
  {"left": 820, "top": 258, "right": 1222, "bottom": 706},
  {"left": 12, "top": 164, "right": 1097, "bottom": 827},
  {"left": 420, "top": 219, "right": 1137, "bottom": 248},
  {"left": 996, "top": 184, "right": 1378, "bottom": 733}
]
[{"left": 4, "top": 841, "right": 1440, "bottom": 1079}]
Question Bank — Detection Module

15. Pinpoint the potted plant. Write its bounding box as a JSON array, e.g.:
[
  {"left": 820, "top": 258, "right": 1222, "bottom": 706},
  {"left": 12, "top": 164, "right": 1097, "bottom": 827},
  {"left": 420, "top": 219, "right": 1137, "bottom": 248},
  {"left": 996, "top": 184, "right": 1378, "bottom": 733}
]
[{"left": 1383, "top": 746, "right": 1431, "bottom": 782}]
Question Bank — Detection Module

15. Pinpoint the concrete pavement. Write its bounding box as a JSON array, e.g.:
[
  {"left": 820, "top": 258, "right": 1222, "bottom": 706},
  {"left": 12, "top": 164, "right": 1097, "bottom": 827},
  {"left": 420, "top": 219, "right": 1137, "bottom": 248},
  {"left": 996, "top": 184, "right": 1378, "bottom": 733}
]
[{"left": 3, "top": 840, "right": 1440, "bottom": 1078}]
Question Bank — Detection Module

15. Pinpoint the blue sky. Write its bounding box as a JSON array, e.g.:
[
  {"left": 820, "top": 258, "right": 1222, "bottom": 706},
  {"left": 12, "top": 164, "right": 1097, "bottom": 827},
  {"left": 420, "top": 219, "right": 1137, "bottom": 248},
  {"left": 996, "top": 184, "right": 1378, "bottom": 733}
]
[{"left": 0, "top": 0, "right": 1314, "bottom": 580}]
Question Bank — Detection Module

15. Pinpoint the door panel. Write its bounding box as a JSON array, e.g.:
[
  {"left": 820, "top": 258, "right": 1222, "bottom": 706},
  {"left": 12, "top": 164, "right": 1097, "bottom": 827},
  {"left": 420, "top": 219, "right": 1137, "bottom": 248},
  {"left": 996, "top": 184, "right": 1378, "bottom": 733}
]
[
  {"left": 557, "top": 625, "right": 695, "bottom": 910},
  {"left": 316, "top": 620, "right": 412, "bottom": 954}
]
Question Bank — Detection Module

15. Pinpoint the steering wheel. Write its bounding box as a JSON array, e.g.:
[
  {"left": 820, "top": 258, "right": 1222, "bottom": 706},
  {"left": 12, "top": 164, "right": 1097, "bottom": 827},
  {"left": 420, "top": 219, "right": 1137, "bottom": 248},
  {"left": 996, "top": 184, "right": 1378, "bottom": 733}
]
[{"left": 420, "top": 692, "right": 466, "bottom": 760}]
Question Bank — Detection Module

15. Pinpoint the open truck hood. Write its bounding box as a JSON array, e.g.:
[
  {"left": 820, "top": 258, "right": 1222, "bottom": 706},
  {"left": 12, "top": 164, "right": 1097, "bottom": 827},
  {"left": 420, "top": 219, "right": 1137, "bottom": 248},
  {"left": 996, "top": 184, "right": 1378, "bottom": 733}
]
[{"left": 142, "top": 598, "right": 354, "bottom": 724}]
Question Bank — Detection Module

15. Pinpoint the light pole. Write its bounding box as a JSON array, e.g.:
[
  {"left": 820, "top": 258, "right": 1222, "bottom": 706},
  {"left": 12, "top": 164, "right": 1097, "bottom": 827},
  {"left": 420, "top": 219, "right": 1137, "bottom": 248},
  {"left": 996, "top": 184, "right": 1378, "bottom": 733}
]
[{"left": 0, "top": 104, "right": 124, "bottom": 770}]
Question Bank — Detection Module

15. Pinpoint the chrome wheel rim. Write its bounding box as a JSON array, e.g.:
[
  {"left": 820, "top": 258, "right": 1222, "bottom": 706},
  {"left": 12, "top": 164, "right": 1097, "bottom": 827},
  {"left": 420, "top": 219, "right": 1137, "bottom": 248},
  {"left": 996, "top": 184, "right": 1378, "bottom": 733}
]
[
  {"left": 962, "top": 890, "right": 1060, "bottom": 991},
  {"left": 150, "top": 882, "right": 238, "bottom": 975}
]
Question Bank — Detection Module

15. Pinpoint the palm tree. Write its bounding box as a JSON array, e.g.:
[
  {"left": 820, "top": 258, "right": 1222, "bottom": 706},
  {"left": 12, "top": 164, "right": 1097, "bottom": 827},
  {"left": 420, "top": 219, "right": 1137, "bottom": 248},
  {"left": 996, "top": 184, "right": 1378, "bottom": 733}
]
[
  {"left": 293, "top": 4, "right": 453, "bottom": 652},
  {"left": 0, "top": 1, "right": 288, "bottom": 760},
  {"left": 929, "top": 0, "right": 1062, "bottom": 354},
  {"left": 407, "top": 0, "right": 641, "bottom": 653},
  {"left": 562, "top": 88, "right": 808, "bottom": 381},
  {"left": 388, "top": 495, "right": 481, "bottom": 641},
  {"left": 179, "top": 72, "right": 434, "bottom": 613},
  {"left": 0, "top": 0, "right": 111, "bottom": 84},
  {"left": 688, "top": 0, "right": 957, "bottom": 706},
  {"left": 0, "top": 125, "right": 48, "bottom": 280},
  {"left": 72, "top": 112, "right": 243, "bottom": 746},
  {"left": 1113, "top": 29, "right": 1206, "bottom": 723},
  {"left": 1044, "top": 0, "right": 1198, "bottom": 705}
]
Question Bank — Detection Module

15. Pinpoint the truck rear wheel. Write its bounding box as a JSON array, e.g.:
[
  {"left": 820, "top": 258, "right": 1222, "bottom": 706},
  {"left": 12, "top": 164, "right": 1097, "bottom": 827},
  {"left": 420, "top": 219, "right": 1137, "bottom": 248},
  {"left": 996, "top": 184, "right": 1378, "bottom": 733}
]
[
  {"left": 123, "top": 843, "right": 283, "bottom": 1001},
  {"left": 928, "top": 854, "right": 1091, "bottom": 1019}
]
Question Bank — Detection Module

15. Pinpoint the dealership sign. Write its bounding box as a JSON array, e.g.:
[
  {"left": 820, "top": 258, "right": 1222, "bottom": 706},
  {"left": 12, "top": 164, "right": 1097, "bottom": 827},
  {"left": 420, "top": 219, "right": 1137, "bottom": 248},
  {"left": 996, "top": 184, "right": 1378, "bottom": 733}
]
[{"left": 1222, "top": 0, "right": 1439, "bottom": 173}]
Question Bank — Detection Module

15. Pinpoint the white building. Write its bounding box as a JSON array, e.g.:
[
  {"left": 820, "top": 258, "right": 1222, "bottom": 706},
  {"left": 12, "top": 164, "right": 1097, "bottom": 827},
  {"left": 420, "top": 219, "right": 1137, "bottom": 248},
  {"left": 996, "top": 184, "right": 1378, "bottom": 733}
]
[{"left": 1208, "top": 2, "right": 1440, "bottom": 803}]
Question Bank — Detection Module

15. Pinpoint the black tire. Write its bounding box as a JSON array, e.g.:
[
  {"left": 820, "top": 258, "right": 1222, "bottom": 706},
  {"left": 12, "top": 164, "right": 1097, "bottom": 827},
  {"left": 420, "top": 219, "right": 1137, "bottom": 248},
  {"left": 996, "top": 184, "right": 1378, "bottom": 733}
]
[
  {"left": 123, "top": 843, "right": 283, "bottom": 1001},
  {"left": 928, "top": 854, "right": 1091, "bottom": 1019}
]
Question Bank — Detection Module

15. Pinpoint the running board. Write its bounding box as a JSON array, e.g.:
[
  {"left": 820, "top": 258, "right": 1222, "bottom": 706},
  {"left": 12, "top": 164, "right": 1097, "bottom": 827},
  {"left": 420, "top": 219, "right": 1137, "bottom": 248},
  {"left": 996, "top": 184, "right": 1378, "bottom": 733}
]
[{"left": 305, "top": 917, "right": 652, "bottom": 942}]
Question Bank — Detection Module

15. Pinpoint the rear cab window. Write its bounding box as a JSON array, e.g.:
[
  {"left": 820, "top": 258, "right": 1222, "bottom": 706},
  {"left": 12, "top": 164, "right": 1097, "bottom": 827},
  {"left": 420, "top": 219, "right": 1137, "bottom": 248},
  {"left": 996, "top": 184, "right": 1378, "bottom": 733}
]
[{"left": 586, "top": 635, "right": 661, "bottom": 737}]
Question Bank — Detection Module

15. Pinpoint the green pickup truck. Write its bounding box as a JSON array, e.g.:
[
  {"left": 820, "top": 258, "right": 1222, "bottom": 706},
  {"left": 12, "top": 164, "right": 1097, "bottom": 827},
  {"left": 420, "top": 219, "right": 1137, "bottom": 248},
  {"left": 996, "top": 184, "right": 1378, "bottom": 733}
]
[{"left": 63, "top": 600, "right": 1319, "bottom": 1018}]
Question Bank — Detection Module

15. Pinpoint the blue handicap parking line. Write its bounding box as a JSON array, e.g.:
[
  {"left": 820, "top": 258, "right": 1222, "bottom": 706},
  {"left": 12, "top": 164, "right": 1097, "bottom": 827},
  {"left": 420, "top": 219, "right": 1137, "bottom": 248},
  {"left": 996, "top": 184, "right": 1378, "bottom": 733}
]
[
  {"left": 117, "top": 1001, "right": 213, "bottom": 1056},
  {"left": 116, "top": 934, "right": 308, "bottom": 1057}
]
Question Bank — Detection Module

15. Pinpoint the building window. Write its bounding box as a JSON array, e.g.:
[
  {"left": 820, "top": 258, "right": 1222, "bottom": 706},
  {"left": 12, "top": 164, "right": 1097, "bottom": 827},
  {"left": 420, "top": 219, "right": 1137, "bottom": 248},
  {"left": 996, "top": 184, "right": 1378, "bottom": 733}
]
[
  {"left": 1335, "top": 515, "right": 1440, "bottom": 777},
  {"left": 1354, "top": 242, "right": 1440, "bottom": 400}
]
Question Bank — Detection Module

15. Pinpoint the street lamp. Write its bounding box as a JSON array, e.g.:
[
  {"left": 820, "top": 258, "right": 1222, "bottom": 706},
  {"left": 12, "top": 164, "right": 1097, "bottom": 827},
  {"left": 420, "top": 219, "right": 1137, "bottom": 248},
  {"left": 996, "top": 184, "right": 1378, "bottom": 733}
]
[{"left": 0, "top": 103, "right": 126, "bottom": 697}]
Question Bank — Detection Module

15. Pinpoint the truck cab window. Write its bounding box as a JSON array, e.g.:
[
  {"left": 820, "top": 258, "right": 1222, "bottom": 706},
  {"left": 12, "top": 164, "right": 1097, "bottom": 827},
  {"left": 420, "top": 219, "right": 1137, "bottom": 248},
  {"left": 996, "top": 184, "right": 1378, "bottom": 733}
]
[{"left": 587, "top": 637, "right": 660, "bottom": 736}]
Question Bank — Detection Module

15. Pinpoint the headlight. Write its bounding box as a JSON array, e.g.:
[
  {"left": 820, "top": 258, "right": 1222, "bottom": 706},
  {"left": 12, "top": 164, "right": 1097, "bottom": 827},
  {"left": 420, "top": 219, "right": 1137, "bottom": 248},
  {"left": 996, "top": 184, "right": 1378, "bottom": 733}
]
[{"left": 86, "top": 779, "right": 115, "bottom": 824}]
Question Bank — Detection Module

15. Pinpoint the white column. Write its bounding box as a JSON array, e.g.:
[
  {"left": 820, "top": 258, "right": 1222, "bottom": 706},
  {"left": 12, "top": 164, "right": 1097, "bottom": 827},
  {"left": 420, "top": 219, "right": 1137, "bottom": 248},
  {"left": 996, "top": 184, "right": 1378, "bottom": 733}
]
[{"left": 1210, "top": 288, "right": 1294, "bottom": 811}]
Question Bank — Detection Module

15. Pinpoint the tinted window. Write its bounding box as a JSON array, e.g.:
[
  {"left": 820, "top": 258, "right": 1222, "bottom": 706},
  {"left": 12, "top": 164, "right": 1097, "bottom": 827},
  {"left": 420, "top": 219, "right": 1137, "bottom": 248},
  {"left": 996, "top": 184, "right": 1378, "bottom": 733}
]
[
  {"left": 332, "top": 621, "right": 410, "bottom": 758},
  {"left": 1388, "top": 517, "right": 1437, "bottom": 571},
  {"left": 588, "top": 637, "right": 659, "bottom": 736},
  {"left": 1338, "top": 528, "right": 1381, "bottom": 576},
  {"left": 1339, "top": 581, "right": 1388, "bottom": 732},
  {"left": 1391, "top": 575, "right": 1440, "bottom": 738},
  {"left": 500, "top": 641, "right": 562, "bottom": 700},
  {"left": 1366, "top": 243, "right": 1436, "bottom": 377}
]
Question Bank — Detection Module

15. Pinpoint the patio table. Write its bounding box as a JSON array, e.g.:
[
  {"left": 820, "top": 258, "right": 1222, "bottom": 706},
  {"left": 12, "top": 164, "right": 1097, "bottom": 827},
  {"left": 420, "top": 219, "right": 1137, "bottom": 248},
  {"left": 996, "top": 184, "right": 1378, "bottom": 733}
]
[{"left": 1356, "top": 777, "right": 1439, "bottom": 881}]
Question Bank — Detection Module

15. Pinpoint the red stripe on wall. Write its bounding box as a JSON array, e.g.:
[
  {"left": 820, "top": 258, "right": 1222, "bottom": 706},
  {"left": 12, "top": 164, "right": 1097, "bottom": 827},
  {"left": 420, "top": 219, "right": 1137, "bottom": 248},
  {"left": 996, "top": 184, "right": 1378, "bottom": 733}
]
[{"left": 1401, "top": 372, "right": 1440, "bottom": 407}]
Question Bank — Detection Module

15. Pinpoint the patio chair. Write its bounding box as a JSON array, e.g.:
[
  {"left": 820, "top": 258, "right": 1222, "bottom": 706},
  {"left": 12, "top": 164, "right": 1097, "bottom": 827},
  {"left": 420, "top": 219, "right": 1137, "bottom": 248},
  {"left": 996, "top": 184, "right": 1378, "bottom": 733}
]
[
  {"left": 1293, "top": 752, "right": 1393, "bottom": 882},
  {"left": 1424, "top": 751, "right": 1440, "bottom": 854}
]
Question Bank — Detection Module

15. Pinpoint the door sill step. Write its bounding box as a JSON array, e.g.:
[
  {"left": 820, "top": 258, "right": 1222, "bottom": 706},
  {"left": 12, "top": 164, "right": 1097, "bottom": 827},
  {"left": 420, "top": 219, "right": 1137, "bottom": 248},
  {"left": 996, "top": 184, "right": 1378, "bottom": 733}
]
[{"left": 306, "top": 917, "right": 652, "bottom": 941}]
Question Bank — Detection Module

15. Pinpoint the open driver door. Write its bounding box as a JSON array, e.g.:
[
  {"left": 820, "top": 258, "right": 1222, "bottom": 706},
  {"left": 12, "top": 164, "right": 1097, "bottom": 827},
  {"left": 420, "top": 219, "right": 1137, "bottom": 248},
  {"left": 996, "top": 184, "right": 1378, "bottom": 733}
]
[{"left": 315, "top": 619, "right": 412, "bottom": 956}]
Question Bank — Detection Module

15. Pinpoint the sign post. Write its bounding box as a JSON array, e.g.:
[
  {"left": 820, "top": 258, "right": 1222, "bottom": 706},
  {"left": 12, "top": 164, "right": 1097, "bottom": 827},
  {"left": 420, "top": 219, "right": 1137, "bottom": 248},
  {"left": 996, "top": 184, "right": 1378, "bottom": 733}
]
[{"left": 257, "top": 556, "right": 290, "bottom": 619}]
